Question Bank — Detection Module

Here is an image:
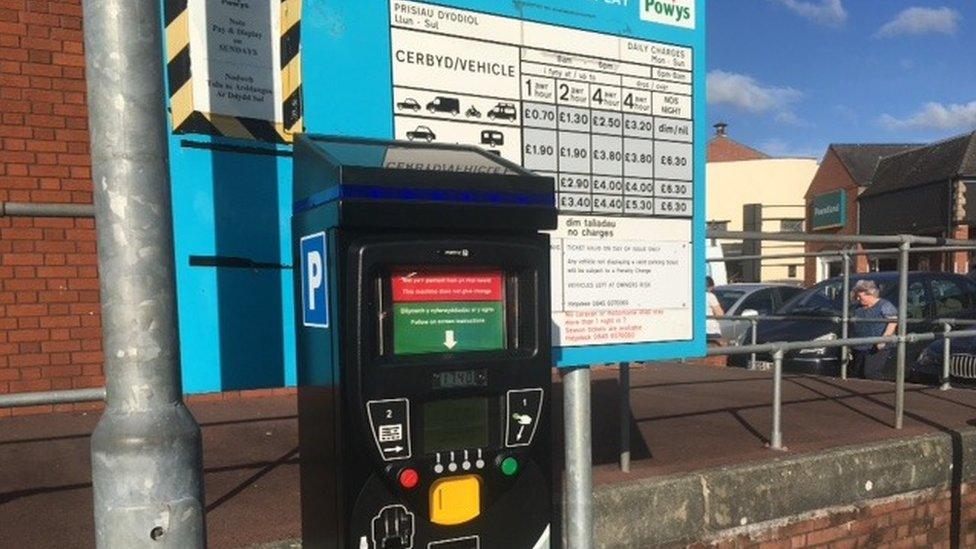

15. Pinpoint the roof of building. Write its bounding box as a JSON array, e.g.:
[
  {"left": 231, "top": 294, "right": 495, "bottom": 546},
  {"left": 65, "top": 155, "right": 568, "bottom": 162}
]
[
  {"left": 860, "top": 132, "right": 976, "bottom": 198},
  {"left": 707, "top": 125, "right": 770, "bottom": 163},
  {"left": 829, "top": 144, "right": 922, "bottom": 187}
]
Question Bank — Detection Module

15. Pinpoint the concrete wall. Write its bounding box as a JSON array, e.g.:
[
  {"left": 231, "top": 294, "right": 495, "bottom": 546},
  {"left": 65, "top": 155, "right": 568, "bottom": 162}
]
[
  {"left": 594, "top": 428, "right": 976, "bottom": 548},
  {"left": 706, "top": 158, "right": 819, "bottom": 283}
]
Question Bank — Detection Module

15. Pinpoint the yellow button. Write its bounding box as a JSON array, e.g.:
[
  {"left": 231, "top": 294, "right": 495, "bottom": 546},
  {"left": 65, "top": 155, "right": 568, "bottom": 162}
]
[{"left": 429, "top": 475, "right": 481, "bottom": 525}]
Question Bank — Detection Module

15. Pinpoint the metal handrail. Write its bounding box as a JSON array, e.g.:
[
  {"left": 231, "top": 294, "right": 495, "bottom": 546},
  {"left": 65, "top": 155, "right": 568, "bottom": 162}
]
[
  {"left": 701, "top": 327, "right": 976, "bottom": 451},
  {"left": 0, "top": 387, "right": 106, "bottom": 408},
  {"left": 0, "top": 201, "right": 95, "bottom": 217},
  {"left": 707, "top": 330, "right": 976, "bottom": 356},
  {"left": 709, "top": 315, "right": 976, "bottom": 325},
  {"left": 709, "top": 245, "right": 976, "bottom": 263},
  {"left": 708, "top": 229, "right": 973, "bottom": 246}
]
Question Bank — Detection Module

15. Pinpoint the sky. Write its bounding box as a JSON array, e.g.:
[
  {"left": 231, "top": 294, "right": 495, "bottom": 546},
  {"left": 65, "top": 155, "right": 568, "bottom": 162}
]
[{"left": 707, "top": 0, "right": 976, "bottom": 159}]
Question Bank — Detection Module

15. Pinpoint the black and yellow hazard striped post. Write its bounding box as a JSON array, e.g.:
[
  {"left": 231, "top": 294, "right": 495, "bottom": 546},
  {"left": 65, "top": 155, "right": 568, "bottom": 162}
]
[
  {"left": 281, "top": 0, "right": 303, "bottom": 137},
  {"left": 164, "top": 0, "right": 303, "bottom": 143}
]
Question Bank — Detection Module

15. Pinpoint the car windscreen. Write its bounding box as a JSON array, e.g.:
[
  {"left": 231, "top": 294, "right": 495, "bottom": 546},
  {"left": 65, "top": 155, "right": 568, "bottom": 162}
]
[
  {"left": 712, "top": 289, "right": 746, "bottom": 311},
  {"left": 778, "top": 280, "right": 844, "bottom": 316}
]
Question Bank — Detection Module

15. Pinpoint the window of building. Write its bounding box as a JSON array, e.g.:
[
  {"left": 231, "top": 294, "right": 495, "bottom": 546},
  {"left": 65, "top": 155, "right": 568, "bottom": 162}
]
[
  {"left": 788, "top": 265, "right": 797, "bottom": 278},
  {"left": 707, "top": 220, "right": 729, "bottom": 233},
  {"left": 780, "top": 219, "right": 804, "bottom": 233}
]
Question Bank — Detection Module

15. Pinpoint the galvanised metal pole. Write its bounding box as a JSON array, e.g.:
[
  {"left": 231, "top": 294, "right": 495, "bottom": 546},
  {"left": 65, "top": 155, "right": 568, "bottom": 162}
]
[
  {"left": 771, "top": 349, "right": 784, "bottom": 450},
  {"left": 841, "top": 252, "right": 851, "bottom": 379},
  {"left": 750, "top": 318, "right": 758, "bottom": 369},
  {"left": 83, "top": 1, "right": 206, "bottom": 547},
  {"left": 942, "top": 322, "right": 952, "bottom": 391},
  {"left": 895, "top": 241, "right": 910, "bottom": 429},
  {"left": 619, "top": 362, "right": 630, "bottom": 473},
  {"left": 563, "top": 367, "right": 593, "bottom": 548}
]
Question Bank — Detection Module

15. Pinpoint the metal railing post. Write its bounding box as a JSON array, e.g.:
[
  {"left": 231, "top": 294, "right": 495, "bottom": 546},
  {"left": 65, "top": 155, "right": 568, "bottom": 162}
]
[
  {"left": 942, "top": 322, "right": 952, "bottom": 391},
  {"left": 750, "top": 318, "right": 758, "bottom": 369},
  {"left": 771, "top": 349, "right": 784, "bottom": 450},
  {"left": 83, "top": 1, "right": 206, "bottom": 546},
  {"left": 841, "top": 251, "right": 851, "bottom": 379},
  {"left": 563, "top": 367, "right": 593, "bottom": 548},
  {"left": 895, "top": 240, "right": 910, "bottom": 429},
  {"left": 619, "top": 362, "right": 631, "bottom": 473}
]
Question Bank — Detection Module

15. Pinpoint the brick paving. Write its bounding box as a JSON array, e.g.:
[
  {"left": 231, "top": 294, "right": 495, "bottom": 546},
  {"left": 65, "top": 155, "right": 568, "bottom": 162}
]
[{"left": 4, "top": 363, "right": 976, "bottom": 547}]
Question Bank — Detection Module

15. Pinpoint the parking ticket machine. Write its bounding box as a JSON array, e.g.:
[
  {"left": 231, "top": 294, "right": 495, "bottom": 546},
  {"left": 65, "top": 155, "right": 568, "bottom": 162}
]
[{"left": 292, "top": 136, "right": 556, "bottom": 549}]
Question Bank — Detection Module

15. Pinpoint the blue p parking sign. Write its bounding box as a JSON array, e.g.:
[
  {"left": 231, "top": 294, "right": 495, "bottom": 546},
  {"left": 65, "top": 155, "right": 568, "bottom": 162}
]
[{"left": 300, "top": 232, "right": 329, "bottom": 328}]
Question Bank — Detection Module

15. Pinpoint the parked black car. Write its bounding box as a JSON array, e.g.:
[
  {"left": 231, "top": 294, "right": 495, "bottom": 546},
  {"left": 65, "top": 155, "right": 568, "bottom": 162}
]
[
  {"left": 914, "top": 334, "right": 976, "bottom": 386},
  {"left": 730, "top": 272, "right": 976, "bottom": 381}
]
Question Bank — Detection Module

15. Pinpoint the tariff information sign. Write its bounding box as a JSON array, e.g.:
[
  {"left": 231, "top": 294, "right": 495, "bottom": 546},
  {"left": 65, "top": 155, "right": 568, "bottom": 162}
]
[{"left": 390, "top": 0, "right": 696, "bottom": 350}]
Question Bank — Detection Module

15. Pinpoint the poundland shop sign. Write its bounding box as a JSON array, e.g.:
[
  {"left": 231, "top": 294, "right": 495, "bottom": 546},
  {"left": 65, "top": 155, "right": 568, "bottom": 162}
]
[{"left": 811, "top": 190, "right": 846, "bottom": 230}]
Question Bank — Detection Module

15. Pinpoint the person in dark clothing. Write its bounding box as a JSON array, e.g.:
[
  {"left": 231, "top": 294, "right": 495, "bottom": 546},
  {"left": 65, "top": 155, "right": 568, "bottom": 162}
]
[{"left": 848, "top": 279, "right": 897, "bottom": 379}]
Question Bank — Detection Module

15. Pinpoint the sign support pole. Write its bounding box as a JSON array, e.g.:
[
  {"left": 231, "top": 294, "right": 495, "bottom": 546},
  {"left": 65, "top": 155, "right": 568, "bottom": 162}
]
[
  {"left": 564, "top": 366, "right": 594, "bottom": 548},
  {"left": 83, "top": 1, "right": 206, "bottom": 546},
  {"left": 619, "top": 362, "right": 631, "bottom": 473}
]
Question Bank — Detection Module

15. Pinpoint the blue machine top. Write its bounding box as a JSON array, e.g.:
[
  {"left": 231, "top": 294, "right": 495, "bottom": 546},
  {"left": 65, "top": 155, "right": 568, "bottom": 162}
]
[{"left": 292, "top": 135, "right": 556, "bottom": 230}]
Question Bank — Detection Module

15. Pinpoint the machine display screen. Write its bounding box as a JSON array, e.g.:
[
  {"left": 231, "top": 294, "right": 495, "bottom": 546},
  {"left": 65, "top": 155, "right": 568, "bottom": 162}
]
[
  {"left": 390, "top": 269, "right": 506, "bottom": 355},
  {"left": 423, "top": 397, "right": 489, "bottom": 453},
  {"left": 432, "top": 369, "right": 488, "bottom": 390}
]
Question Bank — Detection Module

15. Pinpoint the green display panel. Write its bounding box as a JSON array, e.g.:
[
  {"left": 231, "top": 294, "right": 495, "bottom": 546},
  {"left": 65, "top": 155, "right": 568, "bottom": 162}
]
[
  {"left": 393, "top": 301, "right": 505, "bottom": 355},
  {"left": 423, "top": 397, "right": 489, "bottom": 453}
]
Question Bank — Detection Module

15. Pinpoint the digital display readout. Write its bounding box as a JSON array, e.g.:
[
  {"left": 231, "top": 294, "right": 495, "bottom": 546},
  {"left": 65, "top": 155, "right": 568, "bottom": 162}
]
[
  {"left": 390, "top": 270, "right": 507, "bottom": 355},
  {"left": 432, "top": 369, "right": 488, "bottom": 390},
  {"left": 423, "top": 397, "right": 489, "bottom": 453}
]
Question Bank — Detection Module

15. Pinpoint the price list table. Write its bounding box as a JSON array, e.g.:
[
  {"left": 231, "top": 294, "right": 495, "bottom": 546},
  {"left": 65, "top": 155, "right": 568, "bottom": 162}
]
[{"left": 519, "top": 47, "right": 694, "bottom": 218}]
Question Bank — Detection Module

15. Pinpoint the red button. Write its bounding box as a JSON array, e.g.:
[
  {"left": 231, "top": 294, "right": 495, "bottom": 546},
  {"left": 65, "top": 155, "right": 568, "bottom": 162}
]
[{"left": 398, "top": 468, "right": 419, "bottom": 490}]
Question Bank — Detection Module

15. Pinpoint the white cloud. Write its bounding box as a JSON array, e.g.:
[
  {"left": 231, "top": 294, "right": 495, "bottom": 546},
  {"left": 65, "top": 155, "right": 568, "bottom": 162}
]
[
  {"left": 770, "top": 0, "right": 847, "bottom": 27},
  {"left": 876, "top": 7, "right": 960, "bottom": 38},
  {"left": 707, "top": 70, "right": 803, "bottom": 124},
  {"left": 879, "top": 101, "right": 976, "bottom": 130},
  {"left": 775, "top": 111, "right": 809, "bottom": 126}
]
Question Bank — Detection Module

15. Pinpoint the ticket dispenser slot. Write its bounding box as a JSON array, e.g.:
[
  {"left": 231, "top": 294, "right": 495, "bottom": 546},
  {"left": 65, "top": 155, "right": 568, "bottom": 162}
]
[{"left": 293, "top": 136, "right": 555, "bottom": 549}]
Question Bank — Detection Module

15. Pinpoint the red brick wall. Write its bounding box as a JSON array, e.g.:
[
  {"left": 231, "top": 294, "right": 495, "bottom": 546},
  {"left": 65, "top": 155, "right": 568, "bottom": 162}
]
[
  {"left": 688, "top": 484, "right": 975, "bottom": 549},
  {"left": 0, "top": 0, "right": 103, "bottom": 417},
  {"left": 803, "top": 149, "right": 869, "bottom": 286}
]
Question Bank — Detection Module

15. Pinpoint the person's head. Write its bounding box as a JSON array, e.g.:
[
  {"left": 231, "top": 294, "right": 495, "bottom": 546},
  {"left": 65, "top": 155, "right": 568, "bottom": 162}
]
[
  {"left": 706, "top": 276, "right": 715, "bottom": 290},
  {"left": 852, "top": 279, "right": 881, "bottom": 306}
]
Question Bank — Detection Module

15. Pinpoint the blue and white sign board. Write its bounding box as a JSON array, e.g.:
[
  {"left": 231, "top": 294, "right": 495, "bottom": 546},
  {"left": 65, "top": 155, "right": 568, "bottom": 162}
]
[
  {"left": 300, "top": 232, "right": 329, "bottom": 328},
  {"left": 164, "top": 0, "right": 706, "bottom": 392}
]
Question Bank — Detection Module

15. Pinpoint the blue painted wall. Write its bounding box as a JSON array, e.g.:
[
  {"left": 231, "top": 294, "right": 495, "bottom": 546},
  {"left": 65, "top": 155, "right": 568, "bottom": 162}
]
[{"left": 163, "top": 0, "right": 706, "bottom": 392}]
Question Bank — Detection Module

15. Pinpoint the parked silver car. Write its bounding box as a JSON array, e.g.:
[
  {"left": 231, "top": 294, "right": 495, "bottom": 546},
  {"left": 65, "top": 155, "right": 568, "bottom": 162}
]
[{"left": 712, "top": 283, "right": 804, "bottom": 343}]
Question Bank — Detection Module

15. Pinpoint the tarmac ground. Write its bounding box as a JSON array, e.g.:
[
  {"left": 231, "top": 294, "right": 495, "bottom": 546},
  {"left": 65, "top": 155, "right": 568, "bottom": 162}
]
[{"left": 3, "top": 362, "right": 976, "bottom": 548}]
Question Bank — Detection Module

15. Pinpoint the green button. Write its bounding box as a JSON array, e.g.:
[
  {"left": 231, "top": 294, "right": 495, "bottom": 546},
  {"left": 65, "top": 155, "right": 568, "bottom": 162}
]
[{"left": 500, "top": 457, "right": 519, "bottom": 476}]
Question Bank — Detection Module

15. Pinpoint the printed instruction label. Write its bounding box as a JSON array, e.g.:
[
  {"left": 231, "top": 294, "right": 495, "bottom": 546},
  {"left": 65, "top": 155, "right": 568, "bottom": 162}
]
[
  {"left": 188, "top": 0, "right": 283, "bottom": 122},
  {"left": 390, "top": 0, "right": 695, "bottom": 347}
]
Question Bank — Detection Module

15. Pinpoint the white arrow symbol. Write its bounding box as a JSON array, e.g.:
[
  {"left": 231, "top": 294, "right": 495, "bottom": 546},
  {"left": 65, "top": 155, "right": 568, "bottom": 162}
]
[
  {"left": 514, "top": 413, "right": 533, "bottom": 441},
  {"left": 444, "top": 330, "right": 457, "bottom": 349},
  {"left": 384, "top": 446, "right": 404, "bottom": 453}
]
